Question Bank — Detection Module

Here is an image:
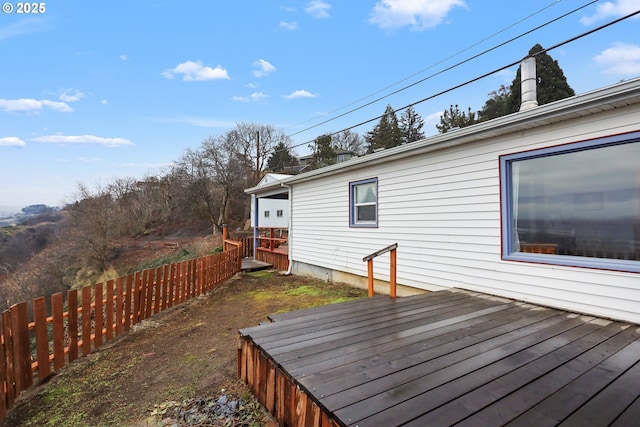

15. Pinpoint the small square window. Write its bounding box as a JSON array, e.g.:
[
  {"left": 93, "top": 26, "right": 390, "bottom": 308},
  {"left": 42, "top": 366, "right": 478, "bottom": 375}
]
[
  {"left": 264, "top": 210, "right": 270, "bottom": 218},
  {"left": 350, "top": 178, "right": 378, "bottom": 227},
  {"left": 276, "top": 210, "right": 283, "bottom": 217}
]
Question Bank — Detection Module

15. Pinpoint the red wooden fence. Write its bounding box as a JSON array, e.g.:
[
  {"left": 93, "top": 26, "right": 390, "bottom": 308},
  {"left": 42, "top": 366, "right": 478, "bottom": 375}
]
[{"left": 0, "top": 247, "right": 241, "bottom": 420}]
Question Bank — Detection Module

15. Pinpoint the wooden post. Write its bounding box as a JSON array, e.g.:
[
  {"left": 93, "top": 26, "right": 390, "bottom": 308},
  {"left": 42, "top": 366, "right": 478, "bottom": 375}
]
[
  {"left": 33, "top": 297, "right": 50, "bottom": 381},
  {"left": 223, "top": 224, "right": 228, "bottom": 252},
  {"left": 367, "top": 259, "right": 374, "bottom": 297},
  {"left": 390, "top": 248, "right": 397, "bottom": 299},
  {"left": 51, "top": 292, "right": 65, "bottom": 370},
  {"left": 11, "top": 302, "right": 32, "bottom": 391}
]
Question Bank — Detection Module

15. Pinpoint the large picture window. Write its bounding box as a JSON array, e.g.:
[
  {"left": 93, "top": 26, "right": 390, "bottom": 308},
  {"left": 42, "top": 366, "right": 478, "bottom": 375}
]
[
  {"left": 350, "top": 178, "right": 378, "bottom": 227},
  {"left": 501, "top": 132, "right": 640, "bottom": 272}
]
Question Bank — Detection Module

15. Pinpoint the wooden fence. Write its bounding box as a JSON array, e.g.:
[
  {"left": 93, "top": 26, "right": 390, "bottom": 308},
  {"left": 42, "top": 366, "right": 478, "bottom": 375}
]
[{"left": 0, "top": 247, "right": 242, "bottom": 420}]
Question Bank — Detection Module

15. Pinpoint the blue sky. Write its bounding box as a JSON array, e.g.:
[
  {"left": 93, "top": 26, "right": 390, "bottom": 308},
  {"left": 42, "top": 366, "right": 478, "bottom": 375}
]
[{"left": 1, "top": 0, "right": 639, "bottom": 211}]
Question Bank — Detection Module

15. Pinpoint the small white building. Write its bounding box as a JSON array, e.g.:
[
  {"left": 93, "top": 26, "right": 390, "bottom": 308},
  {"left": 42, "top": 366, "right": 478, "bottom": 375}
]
[
  {"left": 249, "top": 173, "right": 290, "bottom": 229},
  {"left": 246, "top": 76, "right": 640, "bottom": 323}
]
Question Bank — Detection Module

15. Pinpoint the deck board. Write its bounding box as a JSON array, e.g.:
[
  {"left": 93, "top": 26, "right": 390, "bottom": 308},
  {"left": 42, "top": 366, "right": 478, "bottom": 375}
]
[{"left": 238, "top": 289, "right": 640, "bottom": 426}]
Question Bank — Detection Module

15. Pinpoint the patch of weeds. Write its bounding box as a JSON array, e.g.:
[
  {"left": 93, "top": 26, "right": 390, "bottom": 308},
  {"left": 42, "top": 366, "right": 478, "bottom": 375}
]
[
  {"left": 246, "top": 270, "right": 274, "bottom": 278},
  {"left": 286, "top": 285, "right": 322, "bottom": 297},
  {"left": 131, "top": 248, "right": 194, "bottom": 272}
]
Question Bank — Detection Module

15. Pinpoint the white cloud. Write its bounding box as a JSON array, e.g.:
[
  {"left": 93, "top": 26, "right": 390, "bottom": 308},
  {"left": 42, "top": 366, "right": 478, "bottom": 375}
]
[
  {"left": 305, "top": 1, "right": 331, "bottom": 19},
  {"left": 120, "top": 54, "right": 128, "bottom": 61},
  {"left": 279, "top": 21, "right": 298, "bottom": 30},
  {"left": 0, "top": 137, "right": 26, "bottom": 147},
  {"left": 58, "top": 89, "right": 85, "bottom": 102},
  {"left": 283, "top": 90, "right": 317, "bottom": 99},
  {"left": 162, "top": 60, "right": 230, "bottom": 81},
  {"left": 0, "top": 17, "right": 45, "bottom": 40},
  {"left": 253, "top": 59, "right": 276, "bottom": 77},
  {"left": 580, "top": 0, "right": 639, "bottom": 25},
  {"left": 0, "top": 98, "right": 73, "bottom": 113},
  {"left": 32, "top": 135, "right": 134, "bottom": 147},
  {"left": 425, "top": 111, "right": 443, "bottom": 126},
  {"left": 101, "top": 99, "right": 108, "bottom": 105},
  {"left": 233, "top": 92, "right": 269, "bottom": 102},
  {"left": 594, "top": 42, "right": 640, "bottom": 75},
  {"left": 368, "top": 0, "right": 466, "bottom": 31}
]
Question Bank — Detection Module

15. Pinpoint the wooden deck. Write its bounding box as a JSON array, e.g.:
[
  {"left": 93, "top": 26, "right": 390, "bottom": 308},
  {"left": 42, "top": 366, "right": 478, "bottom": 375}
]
[{"left": 238, "top": 289, "right": 640, "bottom": 426}]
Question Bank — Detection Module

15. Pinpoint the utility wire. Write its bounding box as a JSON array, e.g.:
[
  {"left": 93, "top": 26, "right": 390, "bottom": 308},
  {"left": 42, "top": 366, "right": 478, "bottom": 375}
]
[
  {"left": 283, "top": 0, "right": 567, "bottom": 132},
  {"left": 285, "top": 8, "right": 640, "bottom": 153},
  {"left": 287, "top": 0, "right": 598, "bottom": 138}
]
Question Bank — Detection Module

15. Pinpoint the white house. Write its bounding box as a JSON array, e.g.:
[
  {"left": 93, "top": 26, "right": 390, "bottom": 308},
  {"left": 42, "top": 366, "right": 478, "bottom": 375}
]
[
  {"left": 246, "top": 75, "right": 640, "bottom": 323},
  {"left": 249, "top": 173, "right": 290, "bottom": 229}
]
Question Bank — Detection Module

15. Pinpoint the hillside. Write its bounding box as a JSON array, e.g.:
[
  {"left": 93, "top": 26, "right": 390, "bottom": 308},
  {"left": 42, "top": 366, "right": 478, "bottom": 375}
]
[{"left": 2, "top": 271, "right": 368, "bottom": 426}]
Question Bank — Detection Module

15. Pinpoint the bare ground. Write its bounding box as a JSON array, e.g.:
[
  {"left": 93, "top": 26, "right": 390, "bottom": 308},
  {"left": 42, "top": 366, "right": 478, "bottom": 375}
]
[{"left": 3, "top": 271, "right": 368, "bottom": 427}]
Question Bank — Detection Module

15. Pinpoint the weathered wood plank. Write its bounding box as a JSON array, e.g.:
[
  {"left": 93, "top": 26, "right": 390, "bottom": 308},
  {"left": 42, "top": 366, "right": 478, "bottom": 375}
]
[
  {"left": 51, "top": 292, "right": 65, "bottom": 370},
  {"left": 67, "top": 289, "right": 79, "bottom": 362},
  {"left": 33, "top": 297, "right": 50, "bottom": 381}
]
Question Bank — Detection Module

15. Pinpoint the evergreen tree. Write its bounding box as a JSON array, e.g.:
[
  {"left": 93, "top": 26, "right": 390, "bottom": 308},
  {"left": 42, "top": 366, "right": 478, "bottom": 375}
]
[
  {"left": 309, "top": 134, "right": 336, "bottom": 169},
  {"left": 267, "top": 142, "right": 298, "bottom": 172},
  {"left": 436, "top": 104, "right": 477, "bottom": 134},
  {"left": 507, "top": 44, "right": 575, "bottom": 113},
  {"left": 478, "top": 85, "right": 511, "bottom": 122},
  {"left": 399, "top": 106, "right": 426, "bottom": 143},
  {"left": 365, "top": 105, "right": 403, "bottom": 153}
]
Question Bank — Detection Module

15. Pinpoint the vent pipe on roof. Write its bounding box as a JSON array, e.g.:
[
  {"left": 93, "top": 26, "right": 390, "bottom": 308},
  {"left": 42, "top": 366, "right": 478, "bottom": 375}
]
[{"left": 520, "top": 56, "right": 538, "bottom": 111}]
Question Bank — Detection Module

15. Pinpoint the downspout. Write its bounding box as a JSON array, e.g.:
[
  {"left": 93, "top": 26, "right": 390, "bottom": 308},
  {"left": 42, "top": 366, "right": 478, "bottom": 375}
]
[
  {"left": 281, "top": 183, "right": 293, "bottom": 275},
  {"left": 252, "top": 194, "right": 258, "bottom": 260}
]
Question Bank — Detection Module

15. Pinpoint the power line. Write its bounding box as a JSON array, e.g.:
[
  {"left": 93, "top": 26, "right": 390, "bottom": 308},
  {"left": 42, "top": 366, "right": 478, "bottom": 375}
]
[
  {"left": 285, "top": 8, "right": 640, "bottom": 153},
  {"left": 283, "top": 0, "right": 566, "bottom": 133},
  {"left": 287, "top": 0, "right": 598, "bottom": 138}
]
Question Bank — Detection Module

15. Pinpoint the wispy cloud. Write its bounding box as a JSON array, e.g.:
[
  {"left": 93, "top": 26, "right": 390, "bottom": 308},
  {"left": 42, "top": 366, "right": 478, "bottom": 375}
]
[
  {"left": 152, "top": 116, "right": 236, "bottom": 128},
  {"left": 162, "top": 60, "right": 230, "bottom": 81},
  {"left": 233, "top": 92, "right": 269, "bottom": 103},
  {"left": 279, "top": 21, "right": 298, "bottom": 30},
  {"left": 0, "top": 98, "right": 73, "bottom": 113},
  {"left": 580, "top": 0, "right": 639, "bottom": 25},
  {"left": 253, "top": 59, "right": 276, "bottom": 78},
  {"left": 32, "top": 135, "right": 134, "bottom": 147},
  {"left": 0, "top": 137, "right": 26, "bottom": 147},
  {"left": 283, "top": 90, "right": 317, "bottom": 99},
  {"left": 58, "top": 89, "right": 85, "bottom": 102},
  {"left": 0, "top": 17, "right": 46, "bottom": 40},
  {"left": 594, "top": 42, "right": 640, "bottom": 75},
  {"left": 368, "top": 0, "right": 466, "bottom": 31},
  {"left": 305, "top": 1, "right": 331, "bottom": 19},
  {"left": 120, "top": 54, "right": 128, "bottom": 61}
]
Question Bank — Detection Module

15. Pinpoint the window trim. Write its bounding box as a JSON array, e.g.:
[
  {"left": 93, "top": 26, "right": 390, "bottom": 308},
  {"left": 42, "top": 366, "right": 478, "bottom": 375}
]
[
  {"left": 500, "top": 131, "right": 640, "bottom": 273},
  {"left": 349, "top": 177, "right": 378, "bottom": 228}
]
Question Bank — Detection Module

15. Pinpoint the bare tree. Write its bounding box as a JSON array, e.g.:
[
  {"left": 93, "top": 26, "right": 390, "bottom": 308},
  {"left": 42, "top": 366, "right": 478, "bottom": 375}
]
[{"left": 331, "top": 129, "right": 366, "bottom": 156}]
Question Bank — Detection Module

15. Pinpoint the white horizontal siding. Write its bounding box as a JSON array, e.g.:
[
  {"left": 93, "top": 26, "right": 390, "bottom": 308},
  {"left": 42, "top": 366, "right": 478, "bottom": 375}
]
[{"left": 289, "top": 104, "right": 640, "bottom": 323}]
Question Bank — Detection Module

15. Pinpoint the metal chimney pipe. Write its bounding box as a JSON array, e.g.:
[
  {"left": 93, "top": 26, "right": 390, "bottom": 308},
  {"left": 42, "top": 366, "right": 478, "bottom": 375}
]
[{"left": 520, "top": 56, "right": 538, "bottom": 111}]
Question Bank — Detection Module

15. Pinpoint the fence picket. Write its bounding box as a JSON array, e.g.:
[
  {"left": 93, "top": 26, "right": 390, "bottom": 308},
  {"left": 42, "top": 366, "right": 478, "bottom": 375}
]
[
  {"left": 116, "top": 277, "right": 124, "bottom": 335},
  {"left": 33, "top": 297, "right": 50, "bottom": 381},
  {"left": 67, "top": 289, "right": 79, "bottom": 362},
  {"left": 81, "top": 286, "right": 92, "bottom": 356},
  {"left": 2, "top": 311, "right": 14, "bottom": 415},
  {"left": 94, "top": 282, "right": 103, "bottom": 348},
  {"left": 11, "top": 303, "right": 31, "bottom": 392},
  {"left": 51, "top": 293, "right": 65, "bottom": 370},
  {"left": 132, "top": 271, "right": 141, "bottom": 325},
  {"left": 106, "top": 280, "right": 114, "bottom": 340}
]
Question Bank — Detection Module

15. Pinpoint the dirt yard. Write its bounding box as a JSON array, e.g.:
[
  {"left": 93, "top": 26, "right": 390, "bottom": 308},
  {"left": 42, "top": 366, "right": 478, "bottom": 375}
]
[{"left": 3, "top": 271, "right": 368, "bottom": 427}]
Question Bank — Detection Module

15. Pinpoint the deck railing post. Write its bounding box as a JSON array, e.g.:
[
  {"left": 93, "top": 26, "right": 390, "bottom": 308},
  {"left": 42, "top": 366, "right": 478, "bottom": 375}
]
[
  {"left": 363, "top": 243, "right": 398, "bottom": 298},
  {"left": 367, "top": 259, "right": 374, "bottom": 297},
  {"left": 390, "top": 248, "right": 397, "bottom": 299}
]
